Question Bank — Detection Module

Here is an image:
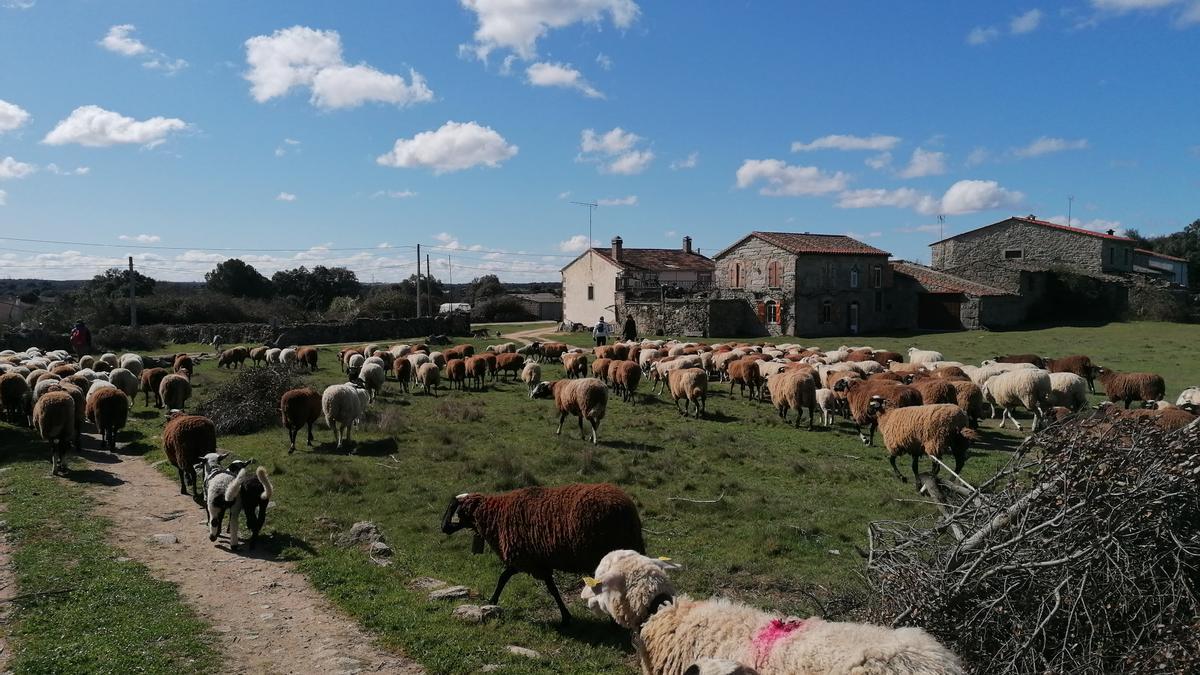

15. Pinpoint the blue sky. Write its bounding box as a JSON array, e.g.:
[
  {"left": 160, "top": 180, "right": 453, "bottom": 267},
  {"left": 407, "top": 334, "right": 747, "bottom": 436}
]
[{"left": 0, "top": 1, "right": 1197, "bottom": 282}]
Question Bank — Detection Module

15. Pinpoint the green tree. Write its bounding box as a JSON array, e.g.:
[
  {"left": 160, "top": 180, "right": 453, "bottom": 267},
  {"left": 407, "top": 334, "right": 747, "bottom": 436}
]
[
  {"left": 271, "top": 265, "right": 361, "bottom": 310},
  {"left": 205, "top": 258, "right": 274, "bottom": 298},
  {"left": 467, "top": 274, "right": 504, "bottom": 303},
  {"left": 82, "top": 268, "right": 157, "bottom": 299}
]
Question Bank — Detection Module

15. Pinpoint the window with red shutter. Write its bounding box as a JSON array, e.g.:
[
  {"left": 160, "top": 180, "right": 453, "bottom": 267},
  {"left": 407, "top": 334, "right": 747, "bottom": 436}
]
[
  {"left": 767, "top": 261, "right": 780, "bottom": 288},
  {"left": 755, "top": 301, "right": 766, "bottom": 322}
]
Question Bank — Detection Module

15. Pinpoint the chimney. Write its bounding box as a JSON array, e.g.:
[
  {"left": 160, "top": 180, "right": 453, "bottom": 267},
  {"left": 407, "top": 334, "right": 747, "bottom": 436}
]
[
  {"left": 1106, "top": 229, "right": 1115, "bottom": 236},
  {"left": 611, "top": 236, "right": 623, "bottom": 261},
  {"left": 682, "top": 236, "right": 692, "bottom": 254}
]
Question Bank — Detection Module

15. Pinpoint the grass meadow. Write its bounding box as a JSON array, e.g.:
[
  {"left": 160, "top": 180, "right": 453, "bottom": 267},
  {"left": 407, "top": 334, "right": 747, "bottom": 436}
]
[{"left": 1, "top": 320, "right": 1198, "bottom": 673}]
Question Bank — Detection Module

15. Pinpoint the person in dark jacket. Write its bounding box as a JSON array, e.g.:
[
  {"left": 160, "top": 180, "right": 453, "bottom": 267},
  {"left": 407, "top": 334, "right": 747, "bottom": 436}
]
[{"left": 622, "top": 316, "right": 637, "bottom": 342}]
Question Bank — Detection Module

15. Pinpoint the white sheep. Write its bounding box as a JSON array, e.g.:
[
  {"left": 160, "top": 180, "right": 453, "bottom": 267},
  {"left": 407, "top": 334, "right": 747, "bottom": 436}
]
[
  {"left": 265, "top": 348, "right": 282, "bottom": 365},
  {"left": 980, "top": 369, "right": 1051, "bottom": 431},
  {"left": 118, "top": 353, "right": 144, "bottom": 377},
  {"left": 814, "top": 388, "right": 836, "bottom": 427},
  {"left": 358, "top": 362, "right": 385, "bottom": 402},
  {"left": 99, "top": 353, "right": 119, "bottom": 368},
  {"left": 406, "top": 353, "right": 430, "bottom": 372},
  {"left": 321, "top": 383, "right": 369, "bottom": 450},
  {"left": 415, "top": 362, "right": 440, "bottom": 396},
  {"left": 86, "top": 379, "right": 119, "bottom": 406},
  {"left": 1047, "top": 372, "right": 1089, "bottom": 412},
  {"left": 521, "top": 362, "right": 542, "bottom": 393},
  {"left": 906, "top": 347, "right": 944, "bottom": 366},
  {"left": 280, "top": 347, "right": 298, "bottom": 369},
  {"left": 346, "top": 353, "right": 365, "bottom": 372},
  {"left": 582, "top": 550, "right": 963, "bottom": 675},
  {"left": 107, "top": 367, "right": 140, "bottom": 399},
  {"left": 1176, "top": 386, "right": 1200, "bottom": 407}
]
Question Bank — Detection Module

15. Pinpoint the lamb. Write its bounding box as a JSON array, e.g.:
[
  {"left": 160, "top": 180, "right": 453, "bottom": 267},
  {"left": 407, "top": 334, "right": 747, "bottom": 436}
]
[
  {"left": 1096, "top": 368, "right": 1165, "bottom": 408},
  {"left": 530, "top": 378, "right": 608, "bottom": 443},
  {"left": 107, "top": 367, "right": 139, "bottom": 399},
  {"left": 728, "top": 359, "right": 764, "bottom": 400},
  {"left": 217, "top": 347, "right": 250, "bottom": 369},
  {"left": 33, "top": 389, "right": 76, "bottom": 475},
  {"left": 358, "top": 362, "right": 386, "bottom": 402},
  {"left": 838, "top": 378, "right": 922, "bottom": 445},
  {"left": 871, "top": 400, "right": 977, "bottom": 482},
  {"left": 562, "top": 352, "right": 589, "bottom": 379},
  {"left": 907, "top": 347, "right": 944, "bottom": 366},
  {"left": 118, "top": 353, "right": 144, "bottom": 377},
  {"left": 159, "top": 373, "right": 192, "bottom": 411},
  {"left": 321, "top": 383, "right": 369, "bottom": 450},
  {"left": 416, "top": 362, "right": 441, "bottom": 396},
  {"left": 521, "top": 362, "right": 542, "bottom": 393},
  {"left": 495, "top": 353, "right": 525, "bottom": 382},
  {"left": 392, "top": 355, "right": 413, "bottom": 391},
  {"left": 140, "top": 367, "right": 168, "bottom": 408},
  {"left": 162, "top": 412, "right": 216, "bottom": 498},
  {"left": 1047, "top": 372, "right": 1089, "bottom": 412},
  {"left": 668, "top": 368, "right": 708, "bottom": 419},
  {"left": 173, "top": 354, "right": 194, "bottom": 377},
  {"left": 442, "top": 483, "right": 645, "bottom": 624},
  {"left": 980, "top": 369, "right": 1051, "bottom": 431},
  {"left": 86, "top": 386, "right": 129, "bottom": 451},
  {"left": 296, "top": 346, "right": 319, "bottom": 371},
  {"left": 814, "top": 388, "right": 836, "bottom": 427},
  {"left": 582, "top": 550, "right": 963, "bottom": 675},
  {"left": 281, "top": 387, "right": 321, "bottom": 453},
  {"left": 0, "top": 371, "right": 31, "bottom": 426},
  {"left": 1044, "top": 355, "right": 1097, "bottom": 393},
  {"left": 609, "top": 360, "right": 642, "bottom": 403},
  {"left": 766, "top": 370, "right": 816, "bottom": 429}
]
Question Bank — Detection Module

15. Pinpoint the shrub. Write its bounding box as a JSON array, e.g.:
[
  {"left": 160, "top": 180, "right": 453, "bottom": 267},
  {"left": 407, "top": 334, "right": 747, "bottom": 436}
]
[
  {"left": 471, "top": 295, "right": 536, "bottom": 323},
  {"left": 194, "top": 367, "right": 300, "bottom": 435}
]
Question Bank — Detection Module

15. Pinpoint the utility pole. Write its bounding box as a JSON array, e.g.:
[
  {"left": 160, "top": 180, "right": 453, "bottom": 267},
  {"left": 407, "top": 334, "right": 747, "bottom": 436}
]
[
  {"left": 426, "top": 255, "right": 432, "bottom": 315},
  {"left": 447, "top": 255, "right": 453, "bottom": 304},
  {"left": 128, "top": 256, "right": 138, "bottom": 328},
  {"left": 416, "top": 243, "right": 422, "bottom": 318}
]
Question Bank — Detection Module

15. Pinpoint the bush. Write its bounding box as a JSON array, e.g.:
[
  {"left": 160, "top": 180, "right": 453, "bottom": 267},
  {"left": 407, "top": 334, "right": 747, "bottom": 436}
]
[
  {"left": 194, "top": 367, "right": 301, "bottom": 435},
  {"left": 94, "top": 325, "right": 168, "bottom": 352}
]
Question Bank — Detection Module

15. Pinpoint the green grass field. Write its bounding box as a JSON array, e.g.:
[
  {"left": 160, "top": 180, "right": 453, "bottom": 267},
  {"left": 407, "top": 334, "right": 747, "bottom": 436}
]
[{"left": 2, "top": 321, "right": 1198, "bottom": 673}]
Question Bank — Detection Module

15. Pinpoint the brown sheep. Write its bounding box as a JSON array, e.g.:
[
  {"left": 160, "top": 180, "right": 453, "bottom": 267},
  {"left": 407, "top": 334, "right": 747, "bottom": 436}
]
[
  {"left": 908, "top": 378, "right": 958, "bottom": 405},
  {"left": 440, "top": 483, "right": 644, "bottom": 624},
  {"left": 54, "top": 382, "right": 86, "bottom": 451},
  {"left": 668, "top": 368, "right": 708, "bottom": 419},
  {"left": 445, "top": 359, "right": 467, "bottom": 390},
  {"left": 250, "top": 346, "right": 268, "bottom": 366},
  {"left": 869, "top": 371, "right": 905, "bottom": 383},
  {"left": 845, "top": 349, "right": 875, "bottom": 362},
  {"left": 931, "top": 365, "right": 969, "bottom": 381},
  {"left": 591, "top": 357, "right": 613, "bottom": 384},
  {"left": 1096, "top": 368, "right": 1166, "bottom": 408},
  {"left": 297, "top": 346, "right": 319, "bottom": 371},
  {"left": 162, "top": 413, "right": 216, "bottom": 498},
  {"left": 217, "top": 347, "right": 249, "bottom": 369},
  {"left": 139, "top": 367, "right": 168, "bottom": 408},
  {"left": 1045, "top": 355, "right": 1096, "bottom": 393},
  {"left": 838, "top": 378, "right": 922, "bottom": 445},
  {"left": 393, "top": 356, "right": 412, "bottom": 392},
  {"left": 51, "top": 364, "right": 79, "bottom": 378},
  {"left": 86, "top": 387, "right": 129, "bottom": 451},
  {"left": 33, "top": 389, "right": 75, "bottom": 475},
  {"left": 173, "top": 354, "right": 194, "bottom": 377},
  {"left": 495, "top": 353, "right": 525, "bottom": 382},
  {"left": 281, "top": 387, "right": 322, "bottom": 453},
  {"left": 767, "top": 369, "right": 816, "bottom": 429},
  {"left": 871, "top": 350, "right": 903, "bottom": 366},
  {"left": 562, "top": 352, "right": 588, "bottom": 379},
  {"left": 530, "top": 378, "right": 608, "bottom": 443},
  {"left": 727, "top": 359, "right": 763, "bottom": 399},
  {"left": 872, "top": 402, "right": 977, "bottom": 482},
  {"left": 539, "top": 342, "right": 569, "bottom": 363},
  {"left": 159, "top": 373, "right": 192, "bottom": 411},
  {"left": 948, "top": 380, "right": 986, "bottom": 428},
  {"left": 609, "top": 360, "right": 642, "bottom": 403},
  {"left": 465, "top": 355, "right": 489, "bottom": 391},
  {"left": 0, "top": 371, "right": 31, "bottom": 426},
  {"left": 994, "top": 354, "right": 1046, "bottom": 368},
  {"left": 479, "top": 352, "right": 499, "bottom": 381}
]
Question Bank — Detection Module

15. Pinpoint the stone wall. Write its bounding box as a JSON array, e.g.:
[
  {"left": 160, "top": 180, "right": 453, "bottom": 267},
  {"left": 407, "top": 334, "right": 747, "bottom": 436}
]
[
  {"left": 620, "top": 298, "right": 711, "bottom": 337},
  {"left": 932, "top": 219, "right": 1134, "bottom": 276},
  {"left": 156, "top": 314, "right": 471, "bottom": 347},
  {"left": 0, "top": 327, "right": 70, "bottom": 352}
]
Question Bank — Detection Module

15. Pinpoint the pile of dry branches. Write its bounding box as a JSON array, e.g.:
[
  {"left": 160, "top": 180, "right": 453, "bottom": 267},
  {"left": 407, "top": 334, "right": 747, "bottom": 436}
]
[
  {"left": 866, "top": 418, "right": 1200, "bottom": 674},
  {"left": 195, "top": 367, "right": 300, "bottom": 435}
]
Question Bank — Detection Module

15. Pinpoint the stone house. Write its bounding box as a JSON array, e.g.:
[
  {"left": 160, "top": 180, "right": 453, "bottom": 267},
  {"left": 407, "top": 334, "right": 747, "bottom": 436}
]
[
  {"left": 889, "top": 261, "right": 1024, "bottom": 330},
  {"left": 1133, "top": 249, "right": 1189, "bottom": 287},
  {"left": 712, "top": 231, "right": 892, "bottom": 337},
  {"left": 931, "top": 215, "right": 1137, "bottom": 277},
  {"left": 559, "top": 236, "right": 714, "bottom": 326}
]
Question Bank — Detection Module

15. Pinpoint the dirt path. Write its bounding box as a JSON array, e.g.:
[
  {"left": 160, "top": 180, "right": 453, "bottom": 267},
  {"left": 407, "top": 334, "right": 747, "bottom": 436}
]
[
  {"left": 503, "top": 326, "right": 561, "bottom": 345},
  {"left": 0, "top": 497, "right": 15, "bottom": 672},
  {"left": 84, "top": 447, "right": 424, "bottom": 675}
]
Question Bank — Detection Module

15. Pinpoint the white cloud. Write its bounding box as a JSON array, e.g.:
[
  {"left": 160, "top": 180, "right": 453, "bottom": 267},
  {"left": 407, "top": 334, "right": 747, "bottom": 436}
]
[
  {"left": 0, "top": 156, "right": 36, "bottom": 180},
  {"left": 843, "top": 230, "right": 884, "bottom": 239},
  {"left": 276, "top": 192, "right": 297, "bottom": 201},
  {"left": 45, "top": 163, "right": 89, "bottom": 176},
  {"left": 371, "top": 189, "right": 418, "bottom": 199},
  {"left": 99, "top": 24, "right": 147, "bottom": 56},
  {"left": 865, "top": 152, "right": 892, "bottom": 170},
  {"left": 432, "top": 232, "right": 484, "bottom": 252},
  {"left": 735, "top": 159, "right": 850, "bottom": 197},
  {"left": 1012, "top": 136, "right": 1090, "bottom": 157},
  {"left": 143, "top": 57, "right": 189, "bottom": 75},
  {"left": 791, "top": 134, "right": 900, "bottom": 152},
  {"left": 670, "top": 151, "right": 699, "bottom": 170},
  {"left": 578, "top": 127, "right": 654, "bottom": 174},
  {"left": 558, "top": 190, "right": 572, "bottom": 199},
  {"left": 1011, "top": 9, "right": 1043, "bottom": 33},
  {"left": 244, "top": 26, "right": 432, "bottom": 109},
  {"left": 376, "top": 120, "right": 518, "bottom": 173},
  {"left": 118, "top": 233, "right": 161, "bottom": 243},
  {"left": 1045, "top": 214, "right": 1125, "bottom": 235},
  {"left": 966, "top": 147, "right": 990, "bottom": 167},
  {"left": 1092, "top": 0, "right": 1181, "bottom": 11},
  {"left": 966, "top": 26, "right": 1000, "bottom": 44},
  {"left": 0, "top": 99, "right": 31, "bottom": 133},
  {"left": 459, "top": 0, "right": 640, "bottom": 60},
  {"left": 43, "top": 105, "right": 189, "bottom": 148},
  {"left": 898, "top": 223, "right": 945, "bottom": 234},
  {"left": 597, "top": 195, "right": 637, "bottom": 206},
  {"left": 1179, "top": 1, "right": 1200, "bottom": 25},
  {"left": 274, "top": 138, "right": 302, "bottom": 157},
  {"left": 897, "top": 147, "right": 947, "bottom": 178},
  {"left": 836, "top": 179, "right": 1023, "bottom": 216},
  {"left": 3, "top": 1, "right": 35, "bottom": 8},
  {"left": 596, "top": 52, "right": 612, "bottom": 70},
  {"left": 558, "top": 234, "right": 599, "bottom": 252},
  {"left": 525, "top": 61, "right": 603, "bottom": 98}
]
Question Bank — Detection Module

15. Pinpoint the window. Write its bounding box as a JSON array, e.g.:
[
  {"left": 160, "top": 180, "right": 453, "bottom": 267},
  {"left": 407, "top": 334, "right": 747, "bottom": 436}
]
[
  {"left": 874, "top": 290, "right": 883, "bottom": 312},
  {"left": 872, "top": 264, "right": 882, "bottom": 288},
  {"left": 850, "top": 267, "right": 860, "bottom": 289},
  {"left": 1109, "top": 247, "right": 1115, "bottom": 265},
  {"left": 587, "top": 284, "right": 594, "bottom": 300},
  {"left": 1004, "top": 249, "right": 1024, "bottom": 259},
  {"left": 764, "top": 299, "right": 779, "bottom": 324},
  {"left": 767, "top": 261, "right": 781, "bottom": 288},
  {"left": 733, "top": 262, "right": 745, "bottom": 288},
  {"left": 697, "top": 271, "right": 713, "bottom": 284},
  {"left": 820, "top": 300, "right": 832, "bottom": 324}
]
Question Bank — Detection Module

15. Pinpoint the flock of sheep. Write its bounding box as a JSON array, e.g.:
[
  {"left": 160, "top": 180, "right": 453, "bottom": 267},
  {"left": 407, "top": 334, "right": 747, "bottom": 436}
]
[{"left": 2, "top": 334, "right": 1197, "bottom": 674}]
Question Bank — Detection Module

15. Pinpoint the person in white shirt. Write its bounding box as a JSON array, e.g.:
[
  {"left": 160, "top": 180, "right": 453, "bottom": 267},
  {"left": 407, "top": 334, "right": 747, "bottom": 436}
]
[{"left": 593, "top": 316, "right": 610, "bottom": 347}]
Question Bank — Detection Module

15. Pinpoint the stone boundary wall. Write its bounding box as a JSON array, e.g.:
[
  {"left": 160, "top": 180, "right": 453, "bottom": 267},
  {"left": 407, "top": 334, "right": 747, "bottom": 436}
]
[{"left": 156, "top": 314, "right": 471, "bottom": 347}]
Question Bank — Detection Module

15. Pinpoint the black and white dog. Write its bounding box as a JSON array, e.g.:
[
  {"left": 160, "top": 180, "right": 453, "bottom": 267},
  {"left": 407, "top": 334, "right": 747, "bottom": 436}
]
[{"left": 194, "top": 453, "right": 272, "bottom": 551}]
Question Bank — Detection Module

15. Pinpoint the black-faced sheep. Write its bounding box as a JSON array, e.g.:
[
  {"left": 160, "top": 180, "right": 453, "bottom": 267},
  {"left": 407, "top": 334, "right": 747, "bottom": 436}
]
[
  {"left": 441, "top": 483, "right": 645, "bottom": 624},
  {"left": 33, "top": 389, "right": 75, "bottom": 474},
  {"left": 582, "top": 550, "right": 963, "bottom": 675},
  {"left": 163, "top": 412, "right": 217, "bottom": 499},
  {"left": 871, "top": 401, "right": 977, "bottom": 482},
  {"left": 1096, "top": 368, "right": 1165, "bottom": 408},
  {"left": 668, "top": 368, "right": 708, "bottom": 419},
  {"left": 531, "top": 378, "right": 608, "bottom": 443},
  {"left": 86, "top": 386, "right": 129, "bottom": 451},
  {"left": 281, "top": 387, "right": 321, "bottom": 453}
]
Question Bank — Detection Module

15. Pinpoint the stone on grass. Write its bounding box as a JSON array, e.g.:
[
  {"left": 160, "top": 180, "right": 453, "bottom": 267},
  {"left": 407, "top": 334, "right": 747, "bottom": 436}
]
[
  {"left": 452, "top": 604, "right": 501, "bottom": 624},
  {"left": 408, "top": 577, "right": 447, "bottom": 591},
  {"left": 506, "top": 645, "right": 542, "bottom": 659},
  {"left": 428, "top": 585, "right": 471, "bottom": 600},
  {"left": 335, "top": 521, "right": 384, "bottom": 548},
  {"left": 151, "top": 533, "right": 178, "bottom": 545}
]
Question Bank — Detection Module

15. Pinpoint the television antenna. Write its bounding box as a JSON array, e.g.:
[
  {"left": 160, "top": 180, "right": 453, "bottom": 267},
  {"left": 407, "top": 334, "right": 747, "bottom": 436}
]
[
  {"left": 1067, "top": 196, "right": 1074, "bottom": 228},
  {"left": 571, "top": 200, "right": 598, "bottom": 277},
  {"left": 938, "top": 214, "right": 945, "bottom": 240}
]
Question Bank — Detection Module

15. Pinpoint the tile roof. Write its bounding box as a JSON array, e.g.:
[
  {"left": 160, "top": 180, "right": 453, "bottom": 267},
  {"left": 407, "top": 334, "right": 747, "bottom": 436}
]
[
  {"left": 1136, "top": 248, "right": 1188, "bottom": 263},
  {"left": 890, "top": 260, "right": 1015, "bottom": 297},
  {"left": 587, "top": 247, "right": 715, "bottom": 272},
  {"left": 715, "top": 231, "right": 891, "bottom": 259},
  {"left": 930, "top": 216, "right": 1135, "bottom": 246}
]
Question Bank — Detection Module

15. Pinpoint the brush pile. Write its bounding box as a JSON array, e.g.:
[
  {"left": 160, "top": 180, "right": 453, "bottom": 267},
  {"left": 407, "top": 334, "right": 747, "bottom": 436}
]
[
  {"left": 195, "top": 367, "right": 300, "bottom": 435},
  {"left": 866, "top": 417, "right": 1200, "bottom": 674}
]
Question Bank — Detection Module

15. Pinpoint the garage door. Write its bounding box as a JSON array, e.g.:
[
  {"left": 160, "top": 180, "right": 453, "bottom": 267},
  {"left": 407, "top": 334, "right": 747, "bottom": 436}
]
[{"left": 917, "top": 294, "right": 962, "bottom": 330}]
